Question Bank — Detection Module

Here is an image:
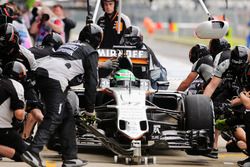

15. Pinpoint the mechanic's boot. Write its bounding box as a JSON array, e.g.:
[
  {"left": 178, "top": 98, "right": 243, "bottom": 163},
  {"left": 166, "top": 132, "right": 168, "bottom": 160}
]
[
  {"left": 62, "top": 159, "right": 88, "bottom": 167},
  {"left": 237, "top": 157, "right": 250, "bottom": 167},
  {"left": 204, "top": 148, "right": 218, "bottom": 159},
  {"left": 21, "top": 150, "right": 44, "bottom": 167}
]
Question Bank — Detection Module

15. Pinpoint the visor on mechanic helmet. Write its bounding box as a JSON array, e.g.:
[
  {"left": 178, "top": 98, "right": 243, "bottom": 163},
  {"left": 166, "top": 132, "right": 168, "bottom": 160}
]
[
  {"left": 230, "top": 45, "right": 249, "bottom": 75},
  {"left": 101, "top": 0, "right": 118, "bottom": 11},
  {"left": 121, "top": 26, "right": 143, "bottom": 49},
  {"left": 209, "top": 38, "right": 231, "bottom": 59},
  {"left": 3, "top": 61, "right": 27, "bottom": 82},
  {"left": 189, "top": 44, "right": 209, "bottom": 64}
]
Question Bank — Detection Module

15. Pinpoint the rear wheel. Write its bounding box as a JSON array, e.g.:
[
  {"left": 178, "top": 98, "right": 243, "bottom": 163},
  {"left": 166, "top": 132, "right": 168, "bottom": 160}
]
[{"left": 184, "top": 95, "right": 214, "bottom": 155}]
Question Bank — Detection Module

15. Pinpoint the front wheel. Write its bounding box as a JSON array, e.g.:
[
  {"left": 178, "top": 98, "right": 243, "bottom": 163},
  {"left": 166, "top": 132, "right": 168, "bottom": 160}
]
[{"left": 184, "top": 95, "right": 214, "bottom": 155}]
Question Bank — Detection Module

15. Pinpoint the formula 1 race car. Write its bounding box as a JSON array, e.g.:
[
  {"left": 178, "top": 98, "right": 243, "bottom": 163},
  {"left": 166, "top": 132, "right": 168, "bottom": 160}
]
[{"left": 72, "top": 46, "right": 215, "bottom": 165}]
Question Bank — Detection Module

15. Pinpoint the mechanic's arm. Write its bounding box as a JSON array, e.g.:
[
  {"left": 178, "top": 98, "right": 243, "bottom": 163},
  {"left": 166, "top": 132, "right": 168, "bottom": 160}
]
[
  {"left": 203, "top": 76, "right": 222, "bottom": 97},
  {"left": 177, "top": 72, "right": 198, "bottom": 91},
  {"left": 239, "top": 91, "right": 250, "bottom": 109},
  {"left": 83, "top": 52, "right": 99, "bottom": 113}
]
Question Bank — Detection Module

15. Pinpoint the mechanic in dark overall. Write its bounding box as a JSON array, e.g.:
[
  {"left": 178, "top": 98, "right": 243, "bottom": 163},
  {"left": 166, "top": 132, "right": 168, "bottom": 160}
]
[
  {"left": 21, "top": 23, "right": 103, "bottom": 167},
  {"left": 120, "top": 25, "right": 168, "bottom": 89},
  {"left": 30, "top": 32, "right": 80, "bottom": 153},
  {"left": 235, "top": 61, "right": 250, "bottom": 166},
  {"left": 0, "top": 61, "right": 28, "bottom": 162},
  {"left": 0, "top": 23, "right": 44, "bottom": 138},
  {"left": 97, "top": 0, "right": 131, "bottom": 49},
  {"left": 20, "top": 32, "right": 64, "bottom": 143},
  {"left": 177, "top": 44, "right": 213, "bottom": 93},
  {"left": 203, "top": 43, "right": 248, "bottom": 159}
]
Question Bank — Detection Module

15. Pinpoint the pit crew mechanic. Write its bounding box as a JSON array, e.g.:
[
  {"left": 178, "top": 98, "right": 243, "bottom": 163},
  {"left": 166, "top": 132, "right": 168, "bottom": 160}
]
[
  {"left": 204, "top": 42, "right": 248, "bottom": 159},
  {"left": 236, "top": 63, "right": 250, "bottom": 166},
  {"left": 120, "top": 25, "right": 167, "bottom": 89},
  {"left": 0, "top": 23, "right": 44, "bottom": 140},
  {"left": 21, "top": 23, "right": 103, "bottom": 167},
  {"left": 21, "top": 32, "right": 64, "bottom": 142},
  {"left": 0, "top": 61, "right": 28, "bottom": 162},
  {"left": 177, "top": 44, "right": 213, "bottom": 93},
  {"left": 97, "top": 0, "right": 131, "bottom": 49}
]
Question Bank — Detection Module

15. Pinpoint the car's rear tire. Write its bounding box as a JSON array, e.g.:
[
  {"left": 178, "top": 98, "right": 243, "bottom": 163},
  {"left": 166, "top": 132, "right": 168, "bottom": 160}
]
[{"left": 184, "top": 95, "right": 214, "bottom": 155}]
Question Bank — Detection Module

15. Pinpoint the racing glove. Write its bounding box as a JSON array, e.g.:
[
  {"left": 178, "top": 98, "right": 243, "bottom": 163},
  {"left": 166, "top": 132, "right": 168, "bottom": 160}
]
[
  {"left": 101, "top": 58, "right": 119, "bottom": 69},
  {"left": 215, "top": 119, "right": 229, "bottom": 131}
]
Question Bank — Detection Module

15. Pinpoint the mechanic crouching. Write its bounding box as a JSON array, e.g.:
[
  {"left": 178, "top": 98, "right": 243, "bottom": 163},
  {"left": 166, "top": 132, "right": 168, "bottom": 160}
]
[
  {"left": 203, "top": 40, "right": 246, "bottom": 158},
  {"left": 0, "top": 62, "right": 28, "bottom": 162},
  {"left": 0, "top": 23, "right": 44, "bottom": 142},
  {"left": 21, "top": 23, "right": 103, "bottom": 167}
]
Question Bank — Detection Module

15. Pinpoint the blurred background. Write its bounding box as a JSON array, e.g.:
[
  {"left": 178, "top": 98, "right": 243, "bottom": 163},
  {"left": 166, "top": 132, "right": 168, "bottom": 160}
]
[{"left": 3, "top": 0, "right": 250, "bottom": 46}]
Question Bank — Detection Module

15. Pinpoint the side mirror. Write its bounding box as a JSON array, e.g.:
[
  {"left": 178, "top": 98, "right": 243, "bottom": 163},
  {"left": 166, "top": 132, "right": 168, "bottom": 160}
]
[{"left": 195, "top": 20, "right": 229, "bottom": 39}]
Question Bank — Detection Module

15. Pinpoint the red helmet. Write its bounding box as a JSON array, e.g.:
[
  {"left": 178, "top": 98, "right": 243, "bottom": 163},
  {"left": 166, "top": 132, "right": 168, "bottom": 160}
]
[{"left": 101, "top": 0, "right": 119, "bottom": 11}]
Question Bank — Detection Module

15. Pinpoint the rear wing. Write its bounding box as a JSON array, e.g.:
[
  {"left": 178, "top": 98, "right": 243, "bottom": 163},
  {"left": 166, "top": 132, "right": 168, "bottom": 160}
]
[{"left": 97, "top": 48, "right": 149, "bottom": 65}]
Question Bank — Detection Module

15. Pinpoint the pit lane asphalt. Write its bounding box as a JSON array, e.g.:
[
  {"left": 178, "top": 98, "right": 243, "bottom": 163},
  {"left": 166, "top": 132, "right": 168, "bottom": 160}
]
[
  {"left": 1, "top": 39, "right": 245, "bottom": 167},
  {"left": 1, "top": 141, "right": 246, "bottom": 167}
]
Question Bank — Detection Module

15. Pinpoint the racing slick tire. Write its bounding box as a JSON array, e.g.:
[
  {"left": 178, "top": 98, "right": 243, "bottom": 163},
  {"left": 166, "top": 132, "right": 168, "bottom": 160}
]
[{"left": 184, "top": 95, "right": 214, "bottom": 155}]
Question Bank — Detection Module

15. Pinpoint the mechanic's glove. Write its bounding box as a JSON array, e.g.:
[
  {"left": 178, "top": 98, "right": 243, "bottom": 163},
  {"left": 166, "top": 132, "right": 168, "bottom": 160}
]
[
  {"left": 78, "top": 111, "right": 96, "bottom": 125},
  {"left": 219, "top": 102, "right": 232, "bottom": 113},
  {"left": 101, "top": 58, "right": 119, "bottom": 69},
  {"left": 215, "top": 119, "right": 229, "bottom": 131}
]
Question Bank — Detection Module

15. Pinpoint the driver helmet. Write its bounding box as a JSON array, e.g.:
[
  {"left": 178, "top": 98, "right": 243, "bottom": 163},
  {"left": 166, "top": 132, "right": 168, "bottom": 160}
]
[
  {"left": 114, "top": 69, "right": 136, "bottom": 86},
  {"left": 0, "top": 23, "right": 20, "bottom": 55},
  {"left": 230, "top": 45, "right": 249, "bottom": 75},
  {"left": 101, "top": 0, "right": 118, "bottom": 11},
  {"left": 2, "top": 61, "right": 27, "bottom": 82},
  {"left": 42, "top": 32, "right": 64, "bottom": 50},
  {"left": 189, "top": 44, "right": 210, "bottom": 64},
  {"left": 121, "top": 26, "right": 143, "bottom": 49},
  {"left": 78, "top": 23, "right": 103, "bottom": 49},
  {"left": 114, "top": 69, "right": 136, "bottom": 81},
  {"left": 209, "top": 38, "right": 231, "bottom": 58}
]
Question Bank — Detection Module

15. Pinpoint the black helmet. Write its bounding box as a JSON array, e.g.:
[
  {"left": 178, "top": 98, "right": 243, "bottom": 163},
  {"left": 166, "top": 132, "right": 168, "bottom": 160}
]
[
  {"left": 189, "top": 44, "right": 210, "bottom": 64},
  {"left": 0, "top": 23, "right": 19, "bottom": 54},
  {"left": 101, "top": 0, "right": 118, "bottom": 11},
  {"left": 121, "top": 26, "right": 143, "bottom": 49},
  {"left": 0, "top": 4, "right": 15, "bottom": 24},
  {"left": 78, "top": 23, "right": 103, "bottom": 49},
  {"left": 230, "top": 45, "right": 249, "bottom": 74},
  {"left": 209, "top": 38, "right": 231, "bottom": 58},
  {"left": 0, "top": 4, "right": 14, "bottom": 17},
  {"left": 3, "top": 61, "right": 27, "bottom": 82},
  {"left": 42, "top": 32, "right": 63, "bottom": 50}
]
